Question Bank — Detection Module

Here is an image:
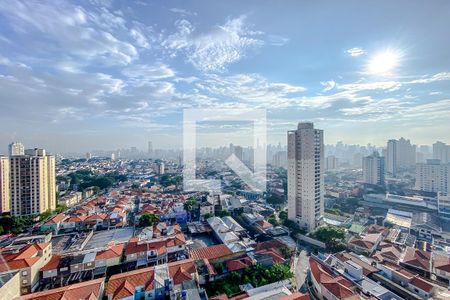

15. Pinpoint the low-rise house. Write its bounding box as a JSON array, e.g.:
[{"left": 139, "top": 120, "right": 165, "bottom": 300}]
[
  {"left": 400, "top": 247, "right": 431, "bottom": 276},
  {"left": 105, "top": 259, "right": 197, "bottom": 300},
  {"left": 0, "top": 243, "right": 52, "bottom": 295},
  {"left": 40, "top": 214, "right": 68, "bottom": 233},
  {"left": 377, "top": 262, "right": 435, "bottom": 299},
  {"left": 372, "top": 242, "right": 403, "bottom": 264},
  {"left": 84, "top": 214, "right": 108, "bottom": 230},
  {"left": 432, "top": 254, "right": 450, "bottom": 284},
  {"left": 95, "top": 244, "right": 124, "bottom": 269},
  {"left": 17, "top": 277, "right": 105, "bottom": 300},
  {"left": 348, "top": 233, "right": 382, "bottom": 255},
  {"left": 309, "top": 257, "right": 358, "bottom": 300}
]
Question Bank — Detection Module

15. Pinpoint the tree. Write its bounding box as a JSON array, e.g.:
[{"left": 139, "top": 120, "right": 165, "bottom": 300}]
[
  {"left": 267, "top": 215, "right": 279, "bottom": 226},
  {"left": 279, "top": 211, "right": 288, "bottom": 221},
  {"left": 139, "top": 213, "right": 160, "bottom": 227},
  {"left": 203, "top": 213, "right": 212, "bottom": 220},
  {"left": 184, "top": 198, "right": 198, "bottom": 212},
  {"left": 216, "top": 210, "right": 230, "bottom": 217}
]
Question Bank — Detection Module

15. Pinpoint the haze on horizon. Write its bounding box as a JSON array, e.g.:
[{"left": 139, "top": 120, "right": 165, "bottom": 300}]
[{"left": 1, "top": 0, "right": 450, "bottom": 153}]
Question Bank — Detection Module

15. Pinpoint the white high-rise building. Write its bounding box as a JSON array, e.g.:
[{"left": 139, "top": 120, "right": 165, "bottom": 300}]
[
  {"left": 0, "top": 155, "right": 10, "bottom": 213},
  {"left": 415, "top": 159, "right": 449, "bottom": 193},
  {"left": 433, "top": 141, "right": 450, "bottom": 164},
  {"left": 362, "top": 152, "right": 385, "bottom": 186},
  {"left": 386, "top": 138, "right": 416, "bottom": 176},
  {"left": 8, "top": 142, "right": 24, "bottom": 156},
  {"left": 325, "top": 155, "right": 338, "bottom": 171},
  {"left": 287, "top": 122, "right": 324, "bottom": 231},
  {"left": 10, "top": 148, "right": 56, "bottom": 216}
]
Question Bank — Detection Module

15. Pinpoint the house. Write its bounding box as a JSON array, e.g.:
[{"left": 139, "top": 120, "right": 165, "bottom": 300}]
[
  {"left": 189, "top": 244, "right": 235, "bottom": 264},
  {"left": 309, "top": 257, "right": 359, "bottom": 300},
  {"left": 40, "top": 214, "right": 67, "bottom": 233},
  {"left": 347, "top": 233, "right": 382, "bottom": 255},
  {"left": 372, "top": 242, "right": 403, "bottom": 264},
  {"left": 400, "top": 247, "right": 431, "bottom": 276},
  {"left": 84, "top": 214, "right": 108, "bottom": 230},
  {"left": 96, "top": 244, "right": 124, "bottom": 269},
  {"left": 60, "top": 215, "right": 87, "bottom": 232},
  {"left": 225, "top": 255, "right": 253, "bottom": 272},
  {"left": 17, "top": 277, "right": 105, "bottom": 300},
  {"left": 105, "top": 259, "right": 197, "bottom": 300},
  {"left": 432, "top": 254, "right": 450, "bottom": 284},
  {"left": 377, "top": 262, "right": 435, "bottom": 299},
  {"left": 0, "top": 243, "right": 52, "bottom": 295},
  {"left": 125, "top": 238, "right": 168, "bottom": 267}
]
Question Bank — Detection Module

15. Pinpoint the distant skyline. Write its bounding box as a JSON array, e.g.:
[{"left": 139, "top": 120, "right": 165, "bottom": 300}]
[{"left": 1, "top": 0, "right": 450, "bottom": 152}]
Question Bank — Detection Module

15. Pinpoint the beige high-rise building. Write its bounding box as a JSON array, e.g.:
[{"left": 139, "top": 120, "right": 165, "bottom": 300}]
[
  {"left": 0, "top": 155, "right": 10, "bottom": 213},
  {"left": 287, "top": 122, "right": 324, "bottom": 231},
  {"left": 10, "top": 148, "right": 56, "bottom": 216}
]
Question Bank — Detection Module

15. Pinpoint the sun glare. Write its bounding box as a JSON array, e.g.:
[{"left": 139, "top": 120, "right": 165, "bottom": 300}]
[{"left": 367, "top": 49, "right": 401, "bottom": 75}]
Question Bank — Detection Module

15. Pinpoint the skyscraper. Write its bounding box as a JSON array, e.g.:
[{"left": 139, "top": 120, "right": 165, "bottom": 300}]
[
  {"left": 0, "top": 155, "right": 10, "bottom": 213},
  {"left": 287, "top": 122, "right": 324, "bottom": 231},
  {"left": 10, "top": 148, "right": 56, "bottom": 216},
  {"left": 362, "top": 152, "right": 385, "bottom": 186},
  {"left": 433, "top": 141, "right": 450, "bottom": 164},
  {"left": 415, "top": 159, "right": 449, "bottom": 193},
  {"left": 148, "top": 141, "right": 153, "bottom": 155},
  {"left": 386, "top": 137, "right": 416, "bottom": 176},
  {"left": 8, "top": 142, "right": 24, "bottom": 156}
]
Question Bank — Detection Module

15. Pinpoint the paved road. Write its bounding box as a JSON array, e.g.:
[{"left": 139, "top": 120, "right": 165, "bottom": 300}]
[{"left": 294, "top": 247, "right": 310, "bottom": 290}]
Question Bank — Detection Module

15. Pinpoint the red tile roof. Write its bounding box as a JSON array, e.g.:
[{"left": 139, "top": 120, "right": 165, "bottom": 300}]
[
  {"left": 17, "top": 278, "right": 104, "bottom": 300},
  {"left": 168, "top": 259, "right": 196, "bottom": 285},
  {"left": 45, "top": 213, "right": 67, "bottom": 224},
  {"left": 189, "top": 244, "right": 233, "bottom": 261},
  {"left": 309, "top": 257, "right": 358, "bottom": 300},
  {"left": 402, "top": 247, "right": 431, "bottom": 271},
  {"left": 433, "top": 254, "right": 450, "bottom": 272},
  {"left": 41, "top": 255, "right": 61, "bottom": 271},
  {"left": 410, "top": 276, "right": 434, "bottom": 293},
  {"left": 96, "top": 244, "right": 124, "bottom": 260},
  {"left": 335, "top": 252, "right": 378, "bottom": 276},
  {"left": 225, "top": 256, "right": 253, "bottom": 271},
  {"left": 106, "top": 266, "right": 155, "bottom": 300},
  {"left": 0, "top": 243, "right": 50, "bottom": 272}
]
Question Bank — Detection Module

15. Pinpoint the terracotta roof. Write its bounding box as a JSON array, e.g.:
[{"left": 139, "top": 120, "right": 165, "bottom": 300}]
[
  {"left": 189, "top": 244, "right": 233, "bottom": 261},
  {"left": 410, "top": 276, "right": 434, "bottom": 293},
  {"left": 106, "top": 266, "right": 155, "bottom": 300},
  {"left": 125, "top": 240, "right": 167, "bottom": 256},
  {"left": 254, "top": 240, "right": 285, "bottom": 251},
  {"left": 402, "top": 247, "right": 431, "bottom": 271},
  {"left": 17, "top": 278, "right": 104, "bottom": 300},
  {"left": 433, "top": 254, "right": 450, "bottom": 272},
  {"left": 45, "top": 213, "right": 67, "bottom": 224},
  {"left": 168, "top": 259, "right": 196, "bottom": 284},
  {"left": 41, "top": 255, "right": 61, "bottom": 271},
  {"left": 0, "top": 243, "right": 50, "bottom": 272},
  {"left": 225, "top": 256, "right": 253, "bottom": 271},
  {"left": 96, "top": 244, "right": 124, "bottom": 260},
  {"left": 309, "top": 257, "right": 357, "bottom": 300}
]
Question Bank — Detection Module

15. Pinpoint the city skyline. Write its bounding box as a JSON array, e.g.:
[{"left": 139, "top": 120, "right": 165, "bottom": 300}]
[{"left": 1, "top": 0, "right": 450, "bottom": 152}]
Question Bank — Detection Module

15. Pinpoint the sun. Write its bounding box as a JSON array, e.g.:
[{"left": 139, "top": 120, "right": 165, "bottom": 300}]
[{"left": 367, "top": 49, "right": 401, "bottom": 75}]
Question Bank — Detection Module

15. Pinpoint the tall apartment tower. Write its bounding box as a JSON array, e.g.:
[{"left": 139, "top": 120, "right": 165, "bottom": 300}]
[
  {"left": 415, "top": 159, "right": 449, "bottom": 193},
  {"left": 10, "top": 148, "right": 56, "bottom": 216},
  {"left": 433, "top": 141, "right": 450, "bottom": 164},
  {"left": 386, "top": 137, "right": 416, "bottom": 176},
  {"left": 8, "top": 142, "right": 24, "bottom": 156},
  {"left": 287, "top": 122, "right": 324, "bottom": 231},
  {"left": 362, "top": 152, "right": 385, "bottom": 186},
  {"left": 0, "top": 155, "right": 10, "bottom": 213}
]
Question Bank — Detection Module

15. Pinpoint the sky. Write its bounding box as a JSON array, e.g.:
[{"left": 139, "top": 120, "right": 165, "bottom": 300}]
[{"left": 1, "top": 0, "right": 450, "bottom": 153}]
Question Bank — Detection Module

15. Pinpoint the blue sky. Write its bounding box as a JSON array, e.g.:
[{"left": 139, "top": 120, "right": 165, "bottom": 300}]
[{"left": 1, "top": 0, "right": 450, "bottom": 152}]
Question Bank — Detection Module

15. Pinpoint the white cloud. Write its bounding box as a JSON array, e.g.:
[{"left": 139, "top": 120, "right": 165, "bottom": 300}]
[
  {"left": 408, "top": 72, "right": 450, "bottom": 84},
  {"left": 163, "top": 16, "right": 263, "bottom": 72},
  {"left": 321, "top": 80, "right": 336, "bottom": 92},
  {"left": 338, "top": 81, "right": 401, "bottom": 92},
  {"left": 347, "top": 47, "right": 365, "bottom": 57},
  {"left": 0, "top": 1, "right": 138, "bottom": 65}
]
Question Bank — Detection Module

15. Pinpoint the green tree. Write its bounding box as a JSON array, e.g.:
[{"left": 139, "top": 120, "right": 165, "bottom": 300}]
[
  {"left": 139, "top": 213, "right": 160, "bottom": 227},
  {"left": 216, "top": 210, "right": 231, "bottom": 217}
]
